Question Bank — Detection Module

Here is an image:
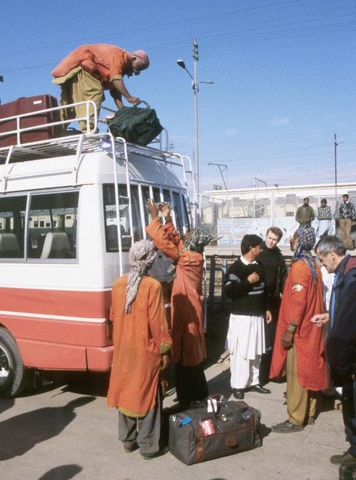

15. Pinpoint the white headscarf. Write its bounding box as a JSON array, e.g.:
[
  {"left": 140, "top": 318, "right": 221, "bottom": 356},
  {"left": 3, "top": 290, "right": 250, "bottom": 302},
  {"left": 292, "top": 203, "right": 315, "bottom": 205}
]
[{"left": 125, "top": 239, "right": 157, "bottom": 313}]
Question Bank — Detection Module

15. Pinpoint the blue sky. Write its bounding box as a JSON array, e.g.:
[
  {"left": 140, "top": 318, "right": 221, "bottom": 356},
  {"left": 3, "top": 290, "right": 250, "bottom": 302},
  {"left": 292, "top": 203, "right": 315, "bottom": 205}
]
[{"left": 0, "top": 0, "right": 355, "bottom": 192}]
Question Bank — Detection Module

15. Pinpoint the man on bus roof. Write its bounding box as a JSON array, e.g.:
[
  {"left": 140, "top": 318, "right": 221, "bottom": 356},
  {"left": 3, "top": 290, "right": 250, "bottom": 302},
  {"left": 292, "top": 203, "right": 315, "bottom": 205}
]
[{"left": 52, "top": 44, "right": 149, "bottom": 132}]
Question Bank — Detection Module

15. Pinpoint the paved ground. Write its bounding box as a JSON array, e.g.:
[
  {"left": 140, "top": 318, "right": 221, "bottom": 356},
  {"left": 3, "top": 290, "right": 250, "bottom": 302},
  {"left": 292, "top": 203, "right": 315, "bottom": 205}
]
[{"left": 0, "top": 316, "right": 349, "bottom": 480}]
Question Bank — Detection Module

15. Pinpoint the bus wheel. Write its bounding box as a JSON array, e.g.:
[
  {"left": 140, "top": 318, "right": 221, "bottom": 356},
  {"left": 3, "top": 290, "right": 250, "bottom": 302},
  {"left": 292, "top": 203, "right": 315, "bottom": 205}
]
[{"left": 0, "top": 328, "right": 28, "bottom": 397}]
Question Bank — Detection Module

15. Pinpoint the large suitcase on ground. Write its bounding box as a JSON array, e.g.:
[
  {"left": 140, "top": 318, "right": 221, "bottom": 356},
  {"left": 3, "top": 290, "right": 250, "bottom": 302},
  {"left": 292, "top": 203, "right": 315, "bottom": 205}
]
[
  {"left": 0, "top": 95, "right": 60, "bottom": 147},
  {"left": 107, "top": 104, "right": 163, "bottom": 146},
  {"left": 168, "top": 396, "right": 261, "bottom": 465}
]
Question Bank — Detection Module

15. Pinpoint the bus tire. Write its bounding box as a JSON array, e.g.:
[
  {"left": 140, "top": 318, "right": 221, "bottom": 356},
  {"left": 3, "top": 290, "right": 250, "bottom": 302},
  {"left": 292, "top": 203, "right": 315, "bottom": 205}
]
[{"left": 0, "top": 328, "right": 28, "bottom": 397}]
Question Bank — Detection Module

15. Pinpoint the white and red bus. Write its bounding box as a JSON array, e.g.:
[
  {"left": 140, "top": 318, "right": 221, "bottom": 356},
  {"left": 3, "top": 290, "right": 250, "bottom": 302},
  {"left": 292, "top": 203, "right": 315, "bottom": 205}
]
[{"left": 0, "top": 101, "right": 195, "bottom": 396}]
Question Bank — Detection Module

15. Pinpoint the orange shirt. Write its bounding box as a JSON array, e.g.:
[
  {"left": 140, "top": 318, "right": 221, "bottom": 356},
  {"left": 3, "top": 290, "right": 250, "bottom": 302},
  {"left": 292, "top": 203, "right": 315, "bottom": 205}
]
[
  {"left": 52, "top": 44, "right": 133, "bottom": 87},
  {"left": 146, "top": 218, "right": 206, "bottom": 366},
  {"left": 107, "top": 276, "right": 171, "bottom": 415}
]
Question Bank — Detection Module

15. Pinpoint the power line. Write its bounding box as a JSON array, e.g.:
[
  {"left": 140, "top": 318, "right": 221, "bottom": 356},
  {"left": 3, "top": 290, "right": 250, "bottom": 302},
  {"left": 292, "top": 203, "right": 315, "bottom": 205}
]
[{"left": 0, "top": 1, "right": 354, "bottom": 73}]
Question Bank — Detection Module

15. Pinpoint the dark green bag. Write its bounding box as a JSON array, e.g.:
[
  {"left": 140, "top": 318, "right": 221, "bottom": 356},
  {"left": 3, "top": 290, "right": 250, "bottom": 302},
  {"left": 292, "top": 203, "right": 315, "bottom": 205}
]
[{"left": 107, "top": 104, "right": 163, "bottom": 146}]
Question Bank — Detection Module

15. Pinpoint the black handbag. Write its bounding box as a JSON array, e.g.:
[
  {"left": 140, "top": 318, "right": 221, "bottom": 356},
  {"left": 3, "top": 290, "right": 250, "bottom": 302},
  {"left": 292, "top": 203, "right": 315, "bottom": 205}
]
[
  {"left": 107, "top": 102, "right": 163, "bottom": 146},
  {"left": 169, "top": 396, "right": 262, "bottom": 465}
]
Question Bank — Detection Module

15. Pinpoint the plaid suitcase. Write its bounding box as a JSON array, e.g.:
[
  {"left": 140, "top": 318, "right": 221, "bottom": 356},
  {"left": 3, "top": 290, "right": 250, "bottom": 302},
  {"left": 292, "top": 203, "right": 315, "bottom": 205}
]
[
  {"left": 169, "top": 396, "right": 261, "bottom": 465},
  {"left": 0, "top": 95, "right": 60, "bottom": 147}
]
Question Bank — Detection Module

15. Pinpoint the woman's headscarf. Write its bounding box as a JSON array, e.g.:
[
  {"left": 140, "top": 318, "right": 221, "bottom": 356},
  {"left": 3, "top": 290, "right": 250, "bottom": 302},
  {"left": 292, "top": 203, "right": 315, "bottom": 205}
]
[
  {"left": 183, "top": 228, "right": 213, "bottom": 253},
  {"left": 125, "top": 239, "right": 157, "bottom": 313},
  {"left": 293, "top": 225, "right": 318, "bottom": 280}
]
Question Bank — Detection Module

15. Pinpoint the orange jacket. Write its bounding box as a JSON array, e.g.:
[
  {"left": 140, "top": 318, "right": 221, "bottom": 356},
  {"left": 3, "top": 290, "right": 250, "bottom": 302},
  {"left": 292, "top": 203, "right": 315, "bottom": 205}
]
[
  {"left": 107, "top": 276, "right": 171, "bottom": 415},
  {"left": 52, "top": 44, "right": 133, "bottom": 87},
  {"left": 146, "top": 218, "right": 207, "bottom": 366}
]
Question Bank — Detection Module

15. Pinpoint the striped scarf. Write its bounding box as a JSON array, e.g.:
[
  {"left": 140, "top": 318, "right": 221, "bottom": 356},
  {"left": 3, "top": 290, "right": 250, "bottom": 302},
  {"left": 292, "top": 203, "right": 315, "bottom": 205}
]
[
  {"left": 293, "top": 225, "right": 318, "bottom": 280},
  {"left": 125, "top": 240, "right": 157, "bottom": 313}
]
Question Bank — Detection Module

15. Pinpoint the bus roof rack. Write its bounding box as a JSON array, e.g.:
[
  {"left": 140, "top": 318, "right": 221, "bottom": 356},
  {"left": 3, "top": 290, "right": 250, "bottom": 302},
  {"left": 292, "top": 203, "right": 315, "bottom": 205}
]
[{"left": 0, "top": 100, "right": 170, "bottom": 164}]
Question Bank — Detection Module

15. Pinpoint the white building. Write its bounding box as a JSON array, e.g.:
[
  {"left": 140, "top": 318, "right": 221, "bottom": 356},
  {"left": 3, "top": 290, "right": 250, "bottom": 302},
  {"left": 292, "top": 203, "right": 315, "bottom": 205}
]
[{"left": 202, "top": 182, "right": 356, "bottom": 247}]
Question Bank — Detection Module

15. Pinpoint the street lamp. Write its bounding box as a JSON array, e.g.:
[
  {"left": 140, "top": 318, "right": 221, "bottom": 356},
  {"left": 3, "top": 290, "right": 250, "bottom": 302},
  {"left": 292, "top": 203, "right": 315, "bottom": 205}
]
[
  {"left": 177, "top": 38, "right": 213, "bottom": 222},
  {"left": 334, "top": 133, "right": 338, "bottom": 203}
]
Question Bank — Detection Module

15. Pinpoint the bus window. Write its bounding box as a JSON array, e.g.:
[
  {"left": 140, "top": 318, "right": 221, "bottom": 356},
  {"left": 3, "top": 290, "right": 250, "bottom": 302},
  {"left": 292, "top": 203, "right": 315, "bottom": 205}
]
[
  {"left": 130, "top": 185, "right": 143, "bottom": 242},
  {"left": 142, "top": 186, "right": 164, "bottom": 223},
  {"left": 172, "top": 191, "right": 190, "bottom": 235},
  {"left": 142, "top": 184, "right": 159, "bottom": 201},
  {"left": 141, "top": 186, "right": 150, "bottom": 227},
  {"left": 162, "top": 189, "right": 170, "bottom": 203},
  {"left": 103, "top": 184, "right": 143, "bottom": 252},
  {"left": 104, "top": 184, "right": 126, "bottom": 252},
  {"left": 152, "top": 188, "right": 160, "bottom": 203},
  {"left": 0, "top": 196, "right": 26, "bottom": 258},
  {"left": 28, "top": 191, "right": 78, "bottom": 259}
]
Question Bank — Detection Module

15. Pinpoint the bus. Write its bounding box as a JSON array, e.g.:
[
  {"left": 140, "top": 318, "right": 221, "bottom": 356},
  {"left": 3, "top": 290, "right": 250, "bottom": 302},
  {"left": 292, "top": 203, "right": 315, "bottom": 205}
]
[{"left": 0, "top": 100, "right": 195, "bottom": 397}]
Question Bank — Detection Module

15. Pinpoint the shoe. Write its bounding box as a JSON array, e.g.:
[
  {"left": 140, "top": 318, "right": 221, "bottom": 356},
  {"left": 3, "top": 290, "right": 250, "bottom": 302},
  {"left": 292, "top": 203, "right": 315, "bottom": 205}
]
[
  {"left": 141, "top": 446, "right": 169, "bottom": 460},
  {"left": 330, "top": 452, "right": 356, "bottom": 465},
  {"left": 271, "top": 420, "right": 304, "bottom": 433},
  {"left": 248, "top": 384, "right": 271, "bottom": 394},
  {"left": 123, "top": 441, "right": 139, "bottom": 453},
  {"left": 232, "top": 388, "right": 245, "bottom": 399}
]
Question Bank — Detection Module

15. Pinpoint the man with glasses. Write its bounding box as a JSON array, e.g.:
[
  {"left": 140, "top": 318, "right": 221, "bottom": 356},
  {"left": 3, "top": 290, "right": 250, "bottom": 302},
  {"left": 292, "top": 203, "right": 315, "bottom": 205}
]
[{"left": 312, "top": 235, "right": 356, "bottom": 467}]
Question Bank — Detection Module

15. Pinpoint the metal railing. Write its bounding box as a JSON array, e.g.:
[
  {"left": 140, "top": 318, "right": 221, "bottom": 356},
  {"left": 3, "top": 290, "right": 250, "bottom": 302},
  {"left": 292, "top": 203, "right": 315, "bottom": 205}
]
[
  {"left": 0, "top": 100, "right": 98, "bottom": 146},
  {"left": 0, "top": 100, "right": 170, "bottom": 153}
]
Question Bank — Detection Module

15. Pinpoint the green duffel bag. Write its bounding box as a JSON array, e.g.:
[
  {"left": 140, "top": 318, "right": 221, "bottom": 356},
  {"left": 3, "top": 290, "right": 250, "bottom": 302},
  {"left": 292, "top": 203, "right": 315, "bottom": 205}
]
[{"left": 107, "top": 103, "right": 163, "bottom": 146}]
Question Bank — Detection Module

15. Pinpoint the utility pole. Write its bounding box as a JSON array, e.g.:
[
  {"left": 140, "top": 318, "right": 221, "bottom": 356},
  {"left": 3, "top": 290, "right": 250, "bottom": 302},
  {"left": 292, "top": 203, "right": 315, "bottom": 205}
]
[
  {"left": 0, "top": 75, "right": 3, "bottom": 105},
  {"left": 334, "top": 133, "right": 338, "bottom": 199},
  {"left": 334, "top": 133, "right": 338, "bottom": 215},
  {"left": 192, "top": 38, "right": 199, "bottom": 197},
  {"left": 177, "top": 39, "right": 213, "bottom": 226},
  {"left": 208, "top": 162, "right": 228, "bottom": 189}
]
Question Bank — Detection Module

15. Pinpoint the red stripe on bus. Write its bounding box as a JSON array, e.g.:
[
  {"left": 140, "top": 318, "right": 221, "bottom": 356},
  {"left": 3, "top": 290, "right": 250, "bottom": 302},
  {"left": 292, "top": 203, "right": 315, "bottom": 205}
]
[{"left": 0, "top": 287, "right": 111, "bottom": 318}]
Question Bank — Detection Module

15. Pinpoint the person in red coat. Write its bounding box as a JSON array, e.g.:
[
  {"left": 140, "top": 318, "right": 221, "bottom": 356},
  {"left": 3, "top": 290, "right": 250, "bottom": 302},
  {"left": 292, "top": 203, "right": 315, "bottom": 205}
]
[
  {"left": 146, "top": 199, "right": 212, "bottom": 409},
  {"left": 107, "top": 239, "right": 171, "bottom": 459},
  {"left": 270, "top": 225, "right": 328, "bottom": 433}
]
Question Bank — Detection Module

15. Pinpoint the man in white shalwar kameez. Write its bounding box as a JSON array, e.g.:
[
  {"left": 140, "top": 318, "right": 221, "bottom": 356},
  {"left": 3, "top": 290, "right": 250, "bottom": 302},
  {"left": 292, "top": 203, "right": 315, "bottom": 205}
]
[{"left": 224, "top": 234, "right": 272, "bottom": 400}]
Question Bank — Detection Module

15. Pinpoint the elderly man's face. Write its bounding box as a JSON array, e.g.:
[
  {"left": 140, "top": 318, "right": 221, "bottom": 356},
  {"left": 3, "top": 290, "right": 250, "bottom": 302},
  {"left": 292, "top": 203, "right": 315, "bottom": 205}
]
[
  {"left": 316, "top": 250, "right": 338, "bottom": 273},
  {"left": 132, "top": 57, "right": 144, "bottom": 75}
]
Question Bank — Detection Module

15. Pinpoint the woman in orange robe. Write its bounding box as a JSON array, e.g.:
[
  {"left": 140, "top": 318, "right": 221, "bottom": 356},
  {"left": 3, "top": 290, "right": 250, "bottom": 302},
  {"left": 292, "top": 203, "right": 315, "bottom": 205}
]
[
  {"left": 270, "top": 226, "right": 328, "bottom": 432},
  {"left": 107, "top": 240, "right": 171, "bottom": 458},
  {"left": 146, "top": 200, "right": 212, "bottom": 409}
]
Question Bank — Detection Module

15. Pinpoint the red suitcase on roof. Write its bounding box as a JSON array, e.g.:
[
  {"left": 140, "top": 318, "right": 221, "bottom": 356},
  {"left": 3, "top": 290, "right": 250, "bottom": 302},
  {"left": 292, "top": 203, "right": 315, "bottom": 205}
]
[{"left": 0, "top": 94, "right": 60, "bottom": 147}]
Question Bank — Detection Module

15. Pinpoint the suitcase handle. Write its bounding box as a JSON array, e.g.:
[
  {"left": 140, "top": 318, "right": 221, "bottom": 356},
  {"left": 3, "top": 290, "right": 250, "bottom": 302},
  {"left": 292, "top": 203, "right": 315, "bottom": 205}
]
[
  {"left": 196, "top": 395, "right": 252, "bottom": 423},
  {"left": 139, "top": 100, "right": 150, "bottom": 109}
]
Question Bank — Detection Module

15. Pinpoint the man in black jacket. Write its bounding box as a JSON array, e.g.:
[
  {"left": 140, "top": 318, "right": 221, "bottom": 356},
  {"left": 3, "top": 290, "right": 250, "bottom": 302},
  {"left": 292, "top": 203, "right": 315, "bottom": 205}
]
[
  {"left": 312, "top": 235, "right": 356, "bottom": 467},
  {"left": 258, "top": 227, "right": 287, "bottom": 386},
  {"left": 224, "top": 234, "right": 272, "bottom": 400}
]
